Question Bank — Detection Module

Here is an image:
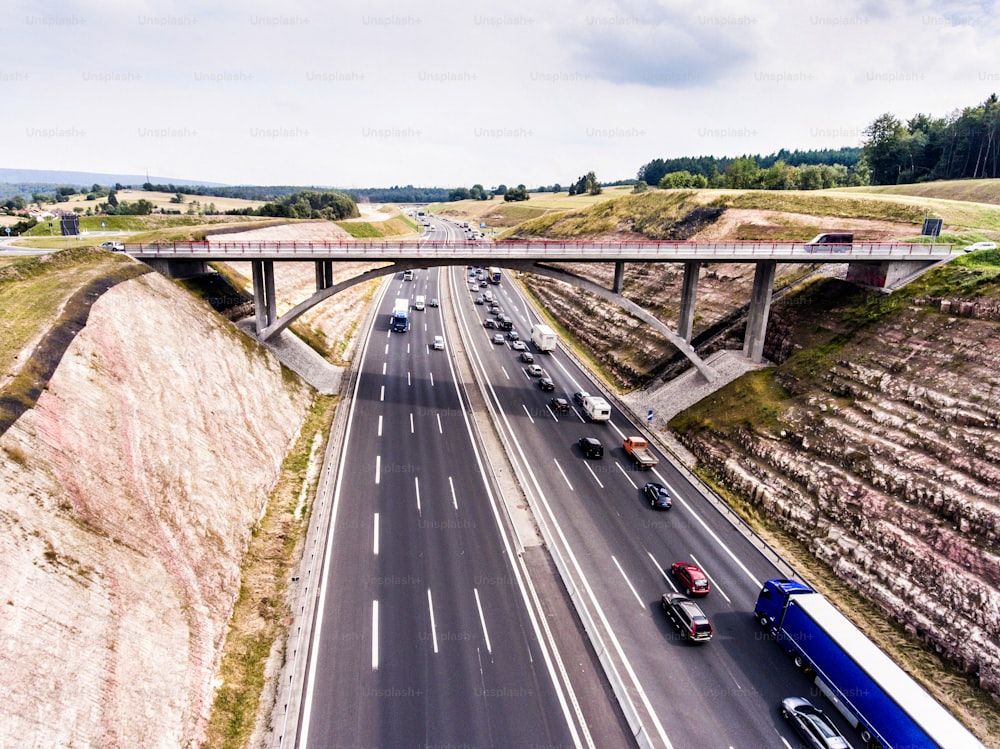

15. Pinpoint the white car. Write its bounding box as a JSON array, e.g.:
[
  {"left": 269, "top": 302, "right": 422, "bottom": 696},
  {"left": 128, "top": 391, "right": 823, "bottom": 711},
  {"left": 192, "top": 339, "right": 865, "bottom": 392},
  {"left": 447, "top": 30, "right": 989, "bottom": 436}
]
[
  {"left": 965, "top": 241, "right": 997, "bottom": 252},
  {"left": 100, "top": 241, "right": 124, "bottom": 252},
  {"left": 432, "top": 336, "right": 444, "bottom": 350}
]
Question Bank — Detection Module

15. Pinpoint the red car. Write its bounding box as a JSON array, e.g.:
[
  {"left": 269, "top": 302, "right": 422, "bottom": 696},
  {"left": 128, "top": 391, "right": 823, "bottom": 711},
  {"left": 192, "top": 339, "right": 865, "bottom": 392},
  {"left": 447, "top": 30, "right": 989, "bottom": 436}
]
[{"left": 671, "top": 561, "right": 710, "bottom": 596}]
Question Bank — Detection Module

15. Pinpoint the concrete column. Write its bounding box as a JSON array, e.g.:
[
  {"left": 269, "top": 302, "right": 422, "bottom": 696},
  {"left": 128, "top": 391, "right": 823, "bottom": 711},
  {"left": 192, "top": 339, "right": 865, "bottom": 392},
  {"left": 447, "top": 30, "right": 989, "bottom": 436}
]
[
  {"left": 677, "top": 261, "right": 700, "bottom": 342},
  {"left": 252, "top": 260, "right": 276, "bottom": 334},
  {"left": 315, "top": 259, "right": 333, "bottom": 290},
  {"left": 743, "top": 260, "right": 776, "bottom": 363},
  {"left": 612, "top": 261, "right": 625, "bottom": 294}
]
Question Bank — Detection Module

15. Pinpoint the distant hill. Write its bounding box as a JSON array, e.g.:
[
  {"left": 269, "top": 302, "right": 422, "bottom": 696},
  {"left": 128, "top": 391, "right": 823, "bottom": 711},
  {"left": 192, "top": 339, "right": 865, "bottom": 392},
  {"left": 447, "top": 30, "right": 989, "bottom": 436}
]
[{"left": 0, "top": 168, "right": 225, "bottom": 188}]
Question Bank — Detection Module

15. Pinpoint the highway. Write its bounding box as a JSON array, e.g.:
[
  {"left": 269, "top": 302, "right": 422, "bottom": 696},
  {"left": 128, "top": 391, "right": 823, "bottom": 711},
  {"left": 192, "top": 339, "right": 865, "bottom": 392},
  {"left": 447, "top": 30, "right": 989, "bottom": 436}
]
[
  {"left": 446, "top": 255, "right": 862, "bottom": 748},
  {"left": 297, "top": 219, "right": 602, "bottom": 748},
  {"left": 297, "top": 214, "right": 868, "bottom": 749}
]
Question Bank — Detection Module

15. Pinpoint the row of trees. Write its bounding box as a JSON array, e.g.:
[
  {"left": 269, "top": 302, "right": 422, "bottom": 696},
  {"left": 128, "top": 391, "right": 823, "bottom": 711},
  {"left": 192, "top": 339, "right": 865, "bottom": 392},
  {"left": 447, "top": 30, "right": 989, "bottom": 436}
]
[
  {"left": 226, "top": 190, "right": 359, "bottom": 220},
  {"left": 637, "top": 151, "right": 867, "bottom": 191},
  {"left": 862, "top": 93, "right": 1000, "bottom": 184}
]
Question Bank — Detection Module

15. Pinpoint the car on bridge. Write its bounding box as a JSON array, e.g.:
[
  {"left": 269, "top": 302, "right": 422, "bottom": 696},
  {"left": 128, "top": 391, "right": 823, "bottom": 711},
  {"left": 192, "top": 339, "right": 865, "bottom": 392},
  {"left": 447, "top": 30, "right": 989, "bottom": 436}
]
[{"left": 101, "top": 241, "right": 124, "bottom": 252}]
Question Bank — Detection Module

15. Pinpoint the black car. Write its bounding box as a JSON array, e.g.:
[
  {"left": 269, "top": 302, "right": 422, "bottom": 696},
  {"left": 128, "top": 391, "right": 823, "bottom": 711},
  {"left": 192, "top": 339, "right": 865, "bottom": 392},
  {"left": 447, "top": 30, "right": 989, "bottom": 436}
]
[
  {"left": 507, "top": 330, "right": 520, "bottom": 341},
  {"left": 538, "top": 377, "right": 555, "bottom": 391},
  {"left": 660, "top": 593, "right": 713, "bottom": 642},
  {"left": 578, "top": 437, "right": 604, "bottom": 459},
  {"left": 644, "top": 482, "right": 672, "bottom": 510},
  {"left": 572, "top": 391, "right": 591, "bottom": 407},
  {"left": 520, "top": 351, "right": 535, "bottom": 363},
  {"left": 780, "top": 697, "right": 852, "bottom": 749},
  {"left": 550, "top": 397, "right": 570, "bottom": 413}
]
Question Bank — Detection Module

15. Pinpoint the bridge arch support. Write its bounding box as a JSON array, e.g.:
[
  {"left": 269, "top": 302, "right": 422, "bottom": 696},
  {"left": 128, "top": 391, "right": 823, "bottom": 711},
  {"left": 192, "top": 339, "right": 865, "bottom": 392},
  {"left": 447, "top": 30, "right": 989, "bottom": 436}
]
[{"left": 258, "top": 258, "right": 717, "bottom": 383}]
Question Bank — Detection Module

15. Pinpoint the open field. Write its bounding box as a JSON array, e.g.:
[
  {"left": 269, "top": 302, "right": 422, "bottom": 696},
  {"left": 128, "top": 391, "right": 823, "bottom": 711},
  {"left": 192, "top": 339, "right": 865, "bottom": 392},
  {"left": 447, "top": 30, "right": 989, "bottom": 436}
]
[
  {"left": 835, "top": 178, "right": 1000, "bottom": 205},
  {"left": 62, "top": 189, "right": 266, "bottom": 213},
  {"left": 428, "top": 186, "right": 633, "bottom": 229}
]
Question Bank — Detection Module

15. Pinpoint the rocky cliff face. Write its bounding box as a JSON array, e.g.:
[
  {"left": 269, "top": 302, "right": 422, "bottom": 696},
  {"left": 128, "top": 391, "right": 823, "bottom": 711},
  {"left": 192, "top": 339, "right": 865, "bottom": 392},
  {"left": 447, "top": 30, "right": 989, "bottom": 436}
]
[
  {"left": 673, "top": 275, "right": 1000, "bottom": 736},
  {"left": 0, "top": 272, "right": 311, "bottom": 747}
]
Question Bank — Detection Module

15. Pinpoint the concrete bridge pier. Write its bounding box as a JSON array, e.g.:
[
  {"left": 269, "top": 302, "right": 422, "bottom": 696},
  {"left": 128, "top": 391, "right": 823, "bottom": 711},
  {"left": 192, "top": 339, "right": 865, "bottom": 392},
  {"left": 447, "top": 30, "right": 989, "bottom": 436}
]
[
  {"left": 252, "top": 260, "right": 277, "bottom": 334},
  {"left": 143, "top": 258, "right": 210, "bottom": 279},
  {"left": 316, "top": 259, "right": 334, "bottom": 291},
  {"left": 677, "top": 261, "right": 701, "bottom": 341},
  {"left": 612, "top": 261, "right": 625, "bottom": 294},
  {"left": 743, "top": 260, "right": 776, "bottom": 363}
]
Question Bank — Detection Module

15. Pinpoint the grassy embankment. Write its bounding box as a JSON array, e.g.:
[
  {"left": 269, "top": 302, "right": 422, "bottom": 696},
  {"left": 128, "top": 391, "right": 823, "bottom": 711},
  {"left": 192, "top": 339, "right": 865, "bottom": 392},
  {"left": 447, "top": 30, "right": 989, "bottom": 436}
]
[
  {"left": 0, "top": 247, "right": 149, "bottom": 436},
  {"left": 335, "top": 213, "right": 420, "bottom": 238},
  {"left": 204, "top": 392, "right": 336, "bottom": 749},
  {"left": 669, "top": 250, "right": 1000, "bottom": 744}
]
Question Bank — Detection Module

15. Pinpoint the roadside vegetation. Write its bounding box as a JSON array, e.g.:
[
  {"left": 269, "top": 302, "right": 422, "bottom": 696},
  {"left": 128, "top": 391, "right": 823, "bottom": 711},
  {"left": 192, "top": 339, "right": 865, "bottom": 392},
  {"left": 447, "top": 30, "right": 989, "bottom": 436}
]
[
  {"left": 336, "top": 214, "right": 419, "bottom": 238},
  {"left": 204, "top": 393, "right": 336, "bottom": 749},
  {"left": 0, "top": 247, "right": 149, "bottom": 434}
]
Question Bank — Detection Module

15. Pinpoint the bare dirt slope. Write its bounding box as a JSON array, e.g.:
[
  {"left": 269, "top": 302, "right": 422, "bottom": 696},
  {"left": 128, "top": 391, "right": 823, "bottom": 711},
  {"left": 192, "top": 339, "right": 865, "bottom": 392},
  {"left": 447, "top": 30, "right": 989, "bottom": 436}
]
[{"left": 0, "top": 271, "right": 311, "bottom": 747}]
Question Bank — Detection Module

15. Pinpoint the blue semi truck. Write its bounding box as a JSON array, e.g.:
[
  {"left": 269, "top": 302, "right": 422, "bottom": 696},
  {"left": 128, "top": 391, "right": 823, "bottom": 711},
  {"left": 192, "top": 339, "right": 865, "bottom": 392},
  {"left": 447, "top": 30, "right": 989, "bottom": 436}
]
[
  {"left": 755, "top": 579, "right": 984, "bottom": 749},
  {"left": 391, "top": 298, "right": 409, "bottom": 332}
]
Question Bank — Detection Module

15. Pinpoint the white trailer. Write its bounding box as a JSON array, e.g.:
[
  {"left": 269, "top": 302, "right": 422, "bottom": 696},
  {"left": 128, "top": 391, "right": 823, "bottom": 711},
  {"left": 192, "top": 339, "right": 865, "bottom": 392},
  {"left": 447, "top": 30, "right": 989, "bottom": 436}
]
[
  {"left": 530, "top": 324, "right": 557, "bottom": 353},
  {"left": 582, "top": 395, "right": 611, "bottom": 422}
]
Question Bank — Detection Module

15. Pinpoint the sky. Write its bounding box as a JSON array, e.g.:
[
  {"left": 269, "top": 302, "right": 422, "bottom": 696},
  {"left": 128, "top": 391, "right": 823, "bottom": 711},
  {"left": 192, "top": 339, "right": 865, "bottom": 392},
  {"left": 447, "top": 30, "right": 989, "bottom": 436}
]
[{"left": 4, "top": 0, "right": 1000, "bottom": 189}]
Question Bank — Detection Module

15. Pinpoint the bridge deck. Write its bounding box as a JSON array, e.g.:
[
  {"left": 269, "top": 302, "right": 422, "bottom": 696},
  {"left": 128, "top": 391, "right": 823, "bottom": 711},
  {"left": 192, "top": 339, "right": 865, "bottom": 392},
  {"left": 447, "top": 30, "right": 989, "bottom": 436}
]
[{"left": 125, "top": 240, "right": 954, "bottom": 263}]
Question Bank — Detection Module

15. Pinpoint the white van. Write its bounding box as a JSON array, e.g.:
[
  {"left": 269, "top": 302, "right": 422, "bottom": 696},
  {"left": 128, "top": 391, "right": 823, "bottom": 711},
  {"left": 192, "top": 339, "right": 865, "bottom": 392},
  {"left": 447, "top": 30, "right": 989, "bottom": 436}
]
[{"left": 415, "top": 295, "right": 426, "bottom": 311}]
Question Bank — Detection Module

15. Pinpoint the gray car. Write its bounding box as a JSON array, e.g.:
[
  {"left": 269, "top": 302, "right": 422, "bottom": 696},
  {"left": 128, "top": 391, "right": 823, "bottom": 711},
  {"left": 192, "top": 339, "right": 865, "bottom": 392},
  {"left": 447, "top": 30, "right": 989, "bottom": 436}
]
[{"left": 780, "top": 697, "right": 852, "bottom": 749}]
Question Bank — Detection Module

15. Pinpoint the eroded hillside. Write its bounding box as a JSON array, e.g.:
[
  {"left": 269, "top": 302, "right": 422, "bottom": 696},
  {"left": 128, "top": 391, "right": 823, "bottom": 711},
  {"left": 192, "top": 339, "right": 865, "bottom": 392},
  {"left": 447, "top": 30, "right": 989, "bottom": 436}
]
[
  {"left": 670, "top": 259, "right": 1000, "bottom": 740},
  {"left": 0, "top": 269, "right": 312, "bottom": 746}
]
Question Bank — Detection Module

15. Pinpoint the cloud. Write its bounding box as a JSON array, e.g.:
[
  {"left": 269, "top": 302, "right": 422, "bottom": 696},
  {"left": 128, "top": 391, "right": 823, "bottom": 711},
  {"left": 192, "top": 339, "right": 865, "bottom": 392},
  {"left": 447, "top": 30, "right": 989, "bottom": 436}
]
[{"left": 561, "top": 0, "right": 760, "bottom": 88}]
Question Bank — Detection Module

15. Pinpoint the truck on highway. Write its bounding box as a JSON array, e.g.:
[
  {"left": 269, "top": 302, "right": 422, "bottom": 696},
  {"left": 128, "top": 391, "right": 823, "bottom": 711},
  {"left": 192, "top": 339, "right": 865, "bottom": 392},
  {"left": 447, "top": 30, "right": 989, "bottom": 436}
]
[
  {"left": 391, "top": 298, "right": 410, "bottom": 332},
  {"left": 530, "top": 324, "right": 557, "bottom": 353},
  {"left": 754, "top": 578, "right": 985, "bottom": 749},
  {"left": 581, "top": 395, "right": 611, "bottom": 422},
  {"left": 488, "top": 266, "right": 502, "bottom": 284},
  {"left": 623, "top": 436, "right": 658, "bottom": 469}
]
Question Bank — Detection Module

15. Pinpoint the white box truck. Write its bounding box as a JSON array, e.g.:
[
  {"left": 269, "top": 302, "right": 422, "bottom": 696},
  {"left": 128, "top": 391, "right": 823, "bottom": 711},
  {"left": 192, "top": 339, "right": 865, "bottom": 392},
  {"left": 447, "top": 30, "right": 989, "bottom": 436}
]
[
  {"left": 582, "top": 395, "right": 611, "bottom": 422},
  {"left": 530, "top": 324, "right": 557, "bottom": 353}
]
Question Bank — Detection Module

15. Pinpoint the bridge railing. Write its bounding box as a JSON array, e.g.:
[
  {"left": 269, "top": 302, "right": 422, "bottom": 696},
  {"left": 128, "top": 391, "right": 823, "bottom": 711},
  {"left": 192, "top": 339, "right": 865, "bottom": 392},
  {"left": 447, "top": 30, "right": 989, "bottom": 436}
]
[{"left": 125, "top": 239, "right": 955, "bottom": 260}]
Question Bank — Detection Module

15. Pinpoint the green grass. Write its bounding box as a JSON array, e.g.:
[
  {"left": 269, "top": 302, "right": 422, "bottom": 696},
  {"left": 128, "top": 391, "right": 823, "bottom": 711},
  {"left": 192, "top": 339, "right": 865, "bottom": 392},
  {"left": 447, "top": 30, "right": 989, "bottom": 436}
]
[
  {"left": 836, "top": 178, "right": 1000, "bottom": 205},
  {"left": 205, "top": 394, "right": 336, "bottom": 749},
  {"left": 335, "top": 216, "right": 419, "bottom": 238},
  {"left": 670, "top": 368, "right": 792, "bottom": 435}
]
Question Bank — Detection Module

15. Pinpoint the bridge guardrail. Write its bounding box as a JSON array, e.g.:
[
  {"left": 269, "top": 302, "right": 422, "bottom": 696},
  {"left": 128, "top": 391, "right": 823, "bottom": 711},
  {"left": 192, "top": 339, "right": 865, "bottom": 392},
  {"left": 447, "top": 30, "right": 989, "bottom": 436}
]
[{"left": 126, "top": 239, "right": 955, "bottom": 261}]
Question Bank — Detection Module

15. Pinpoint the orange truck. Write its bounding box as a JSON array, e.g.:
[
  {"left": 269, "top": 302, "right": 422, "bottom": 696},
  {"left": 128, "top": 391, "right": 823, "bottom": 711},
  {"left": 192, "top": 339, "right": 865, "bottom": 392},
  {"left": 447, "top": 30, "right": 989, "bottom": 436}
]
[{"left": 623, "top": 436, "right": 658, "bottom": 469}]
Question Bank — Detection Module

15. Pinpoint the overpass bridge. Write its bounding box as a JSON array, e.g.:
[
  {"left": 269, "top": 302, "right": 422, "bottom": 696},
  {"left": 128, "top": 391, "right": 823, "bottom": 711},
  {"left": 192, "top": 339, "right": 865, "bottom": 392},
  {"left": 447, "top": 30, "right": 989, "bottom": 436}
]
[{"left": 127, "top": 239, "right": 954, "bottom": 383}]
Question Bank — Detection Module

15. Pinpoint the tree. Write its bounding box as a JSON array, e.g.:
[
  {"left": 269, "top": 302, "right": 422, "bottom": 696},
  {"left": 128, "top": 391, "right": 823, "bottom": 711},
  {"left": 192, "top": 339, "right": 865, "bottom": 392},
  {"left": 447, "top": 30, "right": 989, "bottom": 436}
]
[
  {"left": 170, "top": 192, "right": 185, "bottom": 204},
  {"left": 658, "top": 170, "right": 707, "bottom": 189},
  {"left": 723, "top": 157, "right": 761, "bottom": 189},
  {"left": 632, "top": 180, "right": 649, "bottom": 193},
  {"left": 637, "top": 158, "right": 670, "bottom": 187},
  {"left": 503, "top": 185, "right": 530, "bottom": 201},
  {"left": 493, "top": 184, "right": 508, "bottom": 197},
  {"left": 570, "top": 171, "right": 601, "bottom": 195},
  {"left": 862, "top": 113, "right": 906, "bottom": 184},
  {"left": 107, "top": 190, "right": 119, "bottom": 208}
]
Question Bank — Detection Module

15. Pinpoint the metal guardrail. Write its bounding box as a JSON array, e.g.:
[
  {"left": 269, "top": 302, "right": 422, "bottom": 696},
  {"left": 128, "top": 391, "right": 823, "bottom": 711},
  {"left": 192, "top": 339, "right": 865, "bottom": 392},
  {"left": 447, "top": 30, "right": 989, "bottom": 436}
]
[{"left": 125, "top": 239, "right": 954, "bottom": 262}]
